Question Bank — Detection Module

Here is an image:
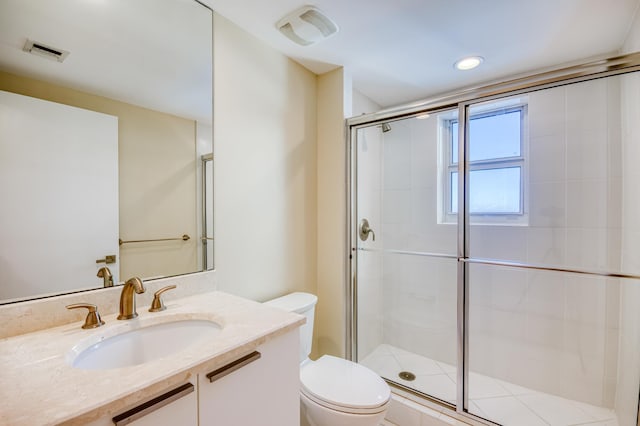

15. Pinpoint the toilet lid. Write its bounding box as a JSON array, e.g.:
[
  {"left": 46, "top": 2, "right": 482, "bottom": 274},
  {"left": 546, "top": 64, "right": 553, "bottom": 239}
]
[{"left": 300, "top": 355, "right": 390, "bottom": 413}]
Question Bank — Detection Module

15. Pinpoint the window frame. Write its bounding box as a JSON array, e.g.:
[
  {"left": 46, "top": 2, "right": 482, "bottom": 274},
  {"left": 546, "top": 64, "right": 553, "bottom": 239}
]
[{"left": 442, "top": 104, "right": 528, "bottom": 224}]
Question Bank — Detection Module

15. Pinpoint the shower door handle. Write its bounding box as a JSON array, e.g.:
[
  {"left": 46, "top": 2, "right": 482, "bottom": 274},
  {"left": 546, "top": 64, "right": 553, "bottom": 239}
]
[{"left": 359, "top": 218, "right": 376, "bottom": 242}]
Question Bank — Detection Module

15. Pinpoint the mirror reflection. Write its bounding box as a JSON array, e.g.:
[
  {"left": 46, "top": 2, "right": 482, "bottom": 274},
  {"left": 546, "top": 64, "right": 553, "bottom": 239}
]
[{"left": 0, "top": 0, "right": 213, "bottom": 304}]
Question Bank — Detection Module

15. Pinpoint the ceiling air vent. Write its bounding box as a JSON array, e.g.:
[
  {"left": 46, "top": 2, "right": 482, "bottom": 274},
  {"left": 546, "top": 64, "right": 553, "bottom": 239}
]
[
  {"left": 23, "top": 39, "right": 70, "bottom": 63},
  {"left": 277, "top": 6, "right": 338, "bottom": 46}
]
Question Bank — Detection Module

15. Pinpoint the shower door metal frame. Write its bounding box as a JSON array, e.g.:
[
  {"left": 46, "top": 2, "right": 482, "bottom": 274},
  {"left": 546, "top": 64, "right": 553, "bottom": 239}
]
[{"left": 346, "top": 51, "right": 640, "bottom": 426}]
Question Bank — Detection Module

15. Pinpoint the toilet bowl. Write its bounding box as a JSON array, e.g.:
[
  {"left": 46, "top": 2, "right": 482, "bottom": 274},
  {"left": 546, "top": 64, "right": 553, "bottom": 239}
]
[
  {"left": 265, "top": 292, "right": 390, "bottom": 426},
  {"left": 300, "top": 354, "right": 390, "bottom": 426}
]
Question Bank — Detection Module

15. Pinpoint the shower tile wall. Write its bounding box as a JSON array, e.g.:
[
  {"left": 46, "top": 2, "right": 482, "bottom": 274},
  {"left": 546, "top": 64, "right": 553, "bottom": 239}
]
[
  {"left": 356, "top": 125, "right": 385, "bottom": 359},
  {"left": 374, "top": 115, "right": 458, "bottom": 370},
  {"left": 616, "top": 70, "right": 640, "bottom": 426},
  {"left": 357, "top": 76, "right": 640, "bottom": 420},
  {"left": 469, "top": 79, "right": 622, "bottom": 409}
]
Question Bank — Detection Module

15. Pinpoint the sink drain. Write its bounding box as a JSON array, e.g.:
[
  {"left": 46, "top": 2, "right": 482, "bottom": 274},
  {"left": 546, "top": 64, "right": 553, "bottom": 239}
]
[{"left": 398, "top": 371, "right": 416, "bottom": 381}]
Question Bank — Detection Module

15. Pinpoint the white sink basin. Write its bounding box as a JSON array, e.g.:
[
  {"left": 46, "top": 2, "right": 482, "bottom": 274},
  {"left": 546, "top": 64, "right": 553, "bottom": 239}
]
[{"left": 68, "top": 319, "right": 221, "bottom": 370}]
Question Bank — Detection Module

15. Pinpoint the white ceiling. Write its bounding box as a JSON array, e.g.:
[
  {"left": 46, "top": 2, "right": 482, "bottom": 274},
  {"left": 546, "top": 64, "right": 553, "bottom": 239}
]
[
  {"left": 201, "top": 0, "right": 640, "bottom": 108},
  {"left": 2, "top": 1, "right": 638, "bottom": 118},
  {"left": 0, "top": 0, "right": 212, "bottom": 124}
]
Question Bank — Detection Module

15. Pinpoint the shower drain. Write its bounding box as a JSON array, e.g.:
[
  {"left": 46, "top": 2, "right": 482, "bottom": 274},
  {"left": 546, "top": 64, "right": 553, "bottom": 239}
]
[{"left": 398, "top": 371, "right": 416, "bottom": 381}]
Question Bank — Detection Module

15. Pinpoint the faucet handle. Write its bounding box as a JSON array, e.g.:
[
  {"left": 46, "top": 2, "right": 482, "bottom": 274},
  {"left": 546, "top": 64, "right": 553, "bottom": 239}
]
[
  {"left": 149, "top": 285, "right": 177, "bottom": 312},
  {"left": 66, "top": 303, "right": 105, "bottom": 329}
]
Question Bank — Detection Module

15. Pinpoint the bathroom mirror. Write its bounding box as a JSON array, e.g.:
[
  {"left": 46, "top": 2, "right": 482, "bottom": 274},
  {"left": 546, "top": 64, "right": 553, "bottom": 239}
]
[{"left": 0, "top": 0, "right": 213, "bottom": 304}]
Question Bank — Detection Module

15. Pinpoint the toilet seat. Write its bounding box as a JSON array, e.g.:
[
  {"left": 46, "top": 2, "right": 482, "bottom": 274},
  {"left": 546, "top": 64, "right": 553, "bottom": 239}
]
[
  {"left": 301, "top": 388, "right": 390, "bottom": 415},
  {"left": 300, "top": 355, "right": 391, "bottom": 415}
]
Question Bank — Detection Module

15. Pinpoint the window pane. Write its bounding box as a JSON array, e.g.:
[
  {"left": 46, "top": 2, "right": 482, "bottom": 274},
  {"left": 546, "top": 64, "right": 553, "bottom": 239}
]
[
  {"left": 450, "top": 167, "right": 521, "bottom": 214},
  {"left": 450, "top": 109, "right": 522, "bottom": 165},
  {"left": 470, "top": 167, "right": 521, "bottom": 213},
  {"left": 470, "top": 110, "right": 521, "bottom": 161}
]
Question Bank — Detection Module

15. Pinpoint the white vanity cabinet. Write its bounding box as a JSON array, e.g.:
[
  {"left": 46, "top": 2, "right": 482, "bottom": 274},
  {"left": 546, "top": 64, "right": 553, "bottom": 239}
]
[
  {"left": 85, "top": 329, "right": 299, "bottom": 426},
  {"left": 198, "top": 329, "right": 300, "bottom": 426}
]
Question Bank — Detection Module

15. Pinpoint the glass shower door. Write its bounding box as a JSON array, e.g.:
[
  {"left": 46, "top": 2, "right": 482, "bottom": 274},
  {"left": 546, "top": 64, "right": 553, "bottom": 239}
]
[
  {"left": 464, "top": 74, "right": 640, "bottom": 426},
  {"left": 352, "top": 110, "right": 460, "bottom": 405},
  {"left": 350, "top": 62, "right": 640, "bottom": 426}
]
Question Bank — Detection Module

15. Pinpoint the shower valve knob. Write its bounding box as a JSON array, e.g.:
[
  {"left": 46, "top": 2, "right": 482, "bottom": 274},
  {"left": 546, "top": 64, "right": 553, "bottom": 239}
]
[{"left": 359, "top": 218, "right": 376, "bottom": 242}]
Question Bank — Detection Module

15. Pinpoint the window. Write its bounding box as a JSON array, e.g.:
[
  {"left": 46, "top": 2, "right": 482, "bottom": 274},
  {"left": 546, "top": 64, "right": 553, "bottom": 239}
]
[{"left": 443, "top": 105, "right": 527, "bottom": 223}]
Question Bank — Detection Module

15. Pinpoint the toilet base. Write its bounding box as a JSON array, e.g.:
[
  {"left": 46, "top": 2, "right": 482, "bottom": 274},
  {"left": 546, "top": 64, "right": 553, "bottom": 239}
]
[{"left": 300, "top": 391, "right": 388, "bottom": 426}]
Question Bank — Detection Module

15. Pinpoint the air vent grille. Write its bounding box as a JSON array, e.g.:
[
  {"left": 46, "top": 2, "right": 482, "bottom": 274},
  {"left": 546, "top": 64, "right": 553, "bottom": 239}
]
[
  {"left": 276, "top": 6, "right": 338, "bottom": 46},
  {"left": 23, "top": 39, "right": 70, "bottom": 63}
]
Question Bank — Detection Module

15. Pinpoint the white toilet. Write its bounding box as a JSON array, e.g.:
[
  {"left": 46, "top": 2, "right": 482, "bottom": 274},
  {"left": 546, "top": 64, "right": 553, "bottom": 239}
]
[{"left": 265, "top": 292, "right": 391, "bottom": 426}]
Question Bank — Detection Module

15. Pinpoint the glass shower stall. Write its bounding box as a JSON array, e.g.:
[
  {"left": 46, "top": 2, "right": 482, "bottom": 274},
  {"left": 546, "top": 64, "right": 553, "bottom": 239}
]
[{"left": 348, "top": 54, "right": 640, "bottom": 425}]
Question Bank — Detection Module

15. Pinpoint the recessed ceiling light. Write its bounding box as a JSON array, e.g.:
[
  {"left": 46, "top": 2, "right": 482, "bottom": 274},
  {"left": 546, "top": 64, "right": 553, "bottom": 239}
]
[
  {"left": 416, "top": 113, "right": 430, "bottom": 120},
  {"left": 454, "top": 56, "right": 483, "bottom": 71}
]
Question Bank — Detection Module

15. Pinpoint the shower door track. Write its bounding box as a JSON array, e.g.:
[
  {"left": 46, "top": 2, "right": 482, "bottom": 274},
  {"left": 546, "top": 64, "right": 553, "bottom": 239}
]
[{"left": 346, "top": 51, "right": 640, "bottom": 426}]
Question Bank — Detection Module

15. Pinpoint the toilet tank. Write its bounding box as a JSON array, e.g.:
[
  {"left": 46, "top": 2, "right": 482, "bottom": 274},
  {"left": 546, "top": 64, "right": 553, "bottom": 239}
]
[{"left": 264, "top": 292, "right": 317, "bottom": 363}]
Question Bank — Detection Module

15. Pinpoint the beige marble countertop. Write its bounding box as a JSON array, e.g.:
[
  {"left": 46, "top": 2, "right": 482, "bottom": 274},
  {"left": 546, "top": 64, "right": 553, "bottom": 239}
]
[{"left": 0, "top": 291, "right": 304, "bottom": 425}]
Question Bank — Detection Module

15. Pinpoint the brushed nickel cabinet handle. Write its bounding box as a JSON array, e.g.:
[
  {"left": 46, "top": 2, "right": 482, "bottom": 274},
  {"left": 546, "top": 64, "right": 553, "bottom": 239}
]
[
  {"left": 206, "top": 351, "right": 261, "bottom": 383},
  {"left": 112, "top": 383, "right": 194, "bottom": 426}
]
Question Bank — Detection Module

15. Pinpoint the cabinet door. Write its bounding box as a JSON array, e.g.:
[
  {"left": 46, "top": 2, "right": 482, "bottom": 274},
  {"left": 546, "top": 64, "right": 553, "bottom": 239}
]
[
  {"left": 86, "top": 379, "right": 198, "bottom": 426},
  {"left": 199, "top": 330, "right": 300, "bottom": 426}
]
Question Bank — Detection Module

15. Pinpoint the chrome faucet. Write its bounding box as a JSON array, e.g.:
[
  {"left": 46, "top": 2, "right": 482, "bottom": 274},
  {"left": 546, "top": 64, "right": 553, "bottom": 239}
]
[
  {"left": 97, "top": 267, "right": 114, "bottom": 287},
  {"left": 117, "top": 277, "right": 146, "bottom": 320}
]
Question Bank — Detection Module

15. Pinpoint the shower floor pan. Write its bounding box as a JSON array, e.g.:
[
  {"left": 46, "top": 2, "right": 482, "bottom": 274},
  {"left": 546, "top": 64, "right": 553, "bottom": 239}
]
[{"left": 361, "top": 344, "right": 619, "bottom": 426}]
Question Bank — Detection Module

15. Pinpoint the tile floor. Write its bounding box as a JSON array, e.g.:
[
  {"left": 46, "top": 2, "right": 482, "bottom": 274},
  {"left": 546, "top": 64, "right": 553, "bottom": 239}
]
[{"left": 362, "top": 344, "right": 619, "bottom": 426}]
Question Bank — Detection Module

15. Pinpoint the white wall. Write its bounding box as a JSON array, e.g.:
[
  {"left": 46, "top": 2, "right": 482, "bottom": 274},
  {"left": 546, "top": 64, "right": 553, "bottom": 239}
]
[
  {"left": 213, "top": 14, "right": 318, "bottom": 304},
  {"left": 615, "top": 12, "right": 640, "bottom": 425},
  {"left": 353, "top": 89, "right": 381, "bottom": 116},
  {"left": 618, "top": 73, "right": 640, "bottom": 426}
]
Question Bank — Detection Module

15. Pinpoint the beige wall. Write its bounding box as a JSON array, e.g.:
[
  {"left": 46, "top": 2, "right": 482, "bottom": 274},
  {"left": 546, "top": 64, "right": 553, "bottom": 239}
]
[
  {"left": 212, "top": 15, "right": 361, "bottom": 361},
  {"left": 212, "top": 14, "right": 318, "bottom": 306},
  {"left": 0, "top": 71, "right": 198, "bottom": 281},
  {"left": 316, "top": 68, "right": 351, "bottom": 358}
]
